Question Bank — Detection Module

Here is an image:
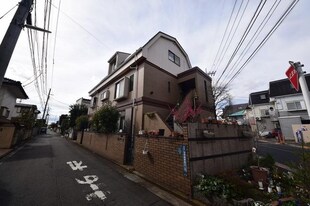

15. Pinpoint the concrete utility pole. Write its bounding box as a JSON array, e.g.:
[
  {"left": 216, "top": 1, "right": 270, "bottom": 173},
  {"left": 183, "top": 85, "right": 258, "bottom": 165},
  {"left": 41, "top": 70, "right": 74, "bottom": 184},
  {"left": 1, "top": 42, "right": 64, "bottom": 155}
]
[
  {"left": 42, "top": 88, "right": 51, "bottom": 120},
  {"left": 291, "top": 61, "right": 310, "bottom": 118},
  {"left": 0, "top": 0, "right": 34, "bottom": 87}
]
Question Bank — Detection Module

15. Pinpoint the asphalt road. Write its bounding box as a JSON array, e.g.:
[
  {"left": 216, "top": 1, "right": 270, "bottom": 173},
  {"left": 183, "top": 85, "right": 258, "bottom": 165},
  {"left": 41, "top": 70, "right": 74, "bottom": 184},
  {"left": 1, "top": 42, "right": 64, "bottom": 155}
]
[
  {"left": 0, "top": 132, "right": 171, "bottom": 206},
  {"left": 257, "top": 140, "right": 310, "bottom": 166}
]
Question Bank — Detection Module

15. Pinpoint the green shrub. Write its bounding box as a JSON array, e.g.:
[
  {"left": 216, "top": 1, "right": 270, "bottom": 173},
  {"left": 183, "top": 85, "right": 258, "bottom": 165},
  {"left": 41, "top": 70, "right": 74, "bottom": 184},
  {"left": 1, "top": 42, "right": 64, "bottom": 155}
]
[
  {"left": 92, "top": 104, "right": 120, "bottom": 133},
  {"left": 75, "top": 115, "right": 89, "bottom": 131},
  {"left": 195, "top": 174, "right": 236, "bottom": 201}
]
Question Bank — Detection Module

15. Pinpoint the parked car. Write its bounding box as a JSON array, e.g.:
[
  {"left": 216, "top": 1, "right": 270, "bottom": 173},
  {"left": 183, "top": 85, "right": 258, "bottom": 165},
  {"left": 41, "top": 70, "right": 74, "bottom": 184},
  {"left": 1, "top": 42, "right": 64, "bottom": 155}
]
[
  {"left": 40, "top": 127, "right": 47, "bottom": 134},
  {"left": 259, "top": 131, "right": 273, "bottom": 138}
]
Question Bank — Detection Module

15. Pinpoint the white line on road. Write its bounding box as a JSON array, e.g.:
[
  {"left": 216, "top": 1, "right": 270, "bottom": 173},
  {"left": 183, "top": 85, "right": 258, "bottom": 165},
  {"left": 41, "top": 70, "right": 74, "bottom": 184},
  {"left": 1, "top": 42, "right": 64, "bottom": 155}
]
[
  {"left": 66, "top": 161, "right": 87, "bottom": 171},
  {"left": 75, "top": 175, "right": 109, "bottom": 201}
]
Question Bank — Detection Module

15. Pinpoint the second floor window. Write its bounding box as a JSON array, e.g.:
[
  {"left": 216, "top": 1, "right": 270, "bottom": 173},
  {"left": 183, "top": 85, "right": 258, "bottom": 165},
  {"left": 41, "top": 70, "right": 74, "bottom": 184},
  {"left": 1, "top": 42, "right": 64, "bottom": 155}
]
[
  {"left": 287, "top": 101, "right": 302, "bottom": 110},
  {"left": 129, "top": 75, "right": 134, "bottom": 92},
  {"left": 115, "top": 79, "right": 125, "bottom": 99},
  {"left": 168, "top": 50, "right": 180, "bottom": 66}
]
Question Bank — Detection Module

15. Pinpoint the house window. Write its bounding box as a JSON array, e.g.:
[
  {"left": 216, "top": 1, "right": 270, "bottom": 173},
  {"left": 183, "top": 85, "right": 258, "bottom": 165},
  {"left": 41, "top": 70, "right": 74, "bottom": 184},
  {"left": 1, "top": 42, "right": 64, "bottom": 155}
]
[
  {"left": 168, "top": 50, "right": 180, "bottom": 66},
  {"left": 287, "top": 101, "right": 302, "bottom": 110},
  {"left": 168, "top": 81, "right": 171, "bottom": 93},
  {"left": 119, "top": 116, "right": 125, "bottom": 132},
  {"left": 129, "top": 74, "right": 134, "bottom": 92},
  {"left": 114, "top": 77, "right": 129, "bottom": 100},
  {"left": 91, "top": 97, "right": 97, "bottom": 108},
  {"left": 204, "top": 80, "right": 209, "bottom": 102},
  {"left": 16, "top": 107, "right": 21, "bottom": 113},
  {"left": 0, "top": 107, "right": 10, "bottom": 118},
  {"left": 260, "top": 109, "right": 270, "bottom": 116},
  {"left": 260, "top": 94, "right": 266, "bottom": 100}
]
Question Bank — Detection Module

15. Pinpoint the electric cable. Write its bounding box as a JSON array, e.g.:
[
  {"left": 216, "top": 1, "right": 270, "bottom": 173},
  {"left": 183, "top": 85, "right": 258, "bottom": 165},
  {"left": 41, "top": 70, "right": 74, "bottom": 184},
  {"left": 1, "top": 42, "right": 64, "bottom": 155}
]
[
  {"left": 222, "top": 0, "right": 299, "bottom": 90},
  {"left": 210, "top": 0, "right": 238, "bottom": 71},
  {"left": 215, "top": 0, "right": 267, "bottom": 87},
  {"left": 0, "top": 3, "right": 18, "bottom": 20}
]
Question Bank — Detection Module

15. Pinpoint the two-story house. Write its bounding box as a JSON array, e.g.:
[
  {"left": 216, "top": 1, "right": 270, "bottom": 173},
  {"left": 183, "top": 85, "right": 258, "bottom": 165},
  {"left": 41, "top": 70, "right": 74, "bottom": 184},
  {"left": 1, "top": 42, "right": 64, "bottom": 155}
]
[
  {"left": 76, "top": 97, "right": 91, "bottom": 107},
  {"left": 247, "top": 90, "right": 274, "bottom": 134},
  {"left": 0, "top": 78, "right": 28, "bottom": 121},
  {"left": 269, "top": 74, "right": 310, "bottom": 140},
  {"left": 88, "top": 32, "right": 215, "bottom": 137}
]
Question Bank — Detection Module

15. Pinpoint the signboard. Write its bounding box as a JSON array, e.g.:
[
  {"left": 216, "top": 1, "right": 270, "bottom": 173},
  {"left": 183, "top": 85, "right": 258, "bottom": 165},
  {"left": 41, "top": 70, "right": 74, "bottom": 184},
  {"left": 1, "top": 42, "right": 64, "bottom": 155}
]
[
  {"left": 285, "top": 65, "right": 299, "bottom": 91},
  {"left": 182, "top": 145, "right": 188, "bottom": 176}
]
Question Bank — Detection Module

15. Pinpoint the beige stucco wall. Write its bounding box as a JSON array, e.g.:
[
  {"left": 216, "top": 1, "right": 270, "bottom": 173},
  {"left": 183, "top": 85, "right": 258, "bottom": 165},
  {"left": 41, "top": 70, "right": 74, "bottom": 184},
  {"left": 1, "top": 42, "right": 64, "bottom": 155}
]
[
  {"left": 0, "top": 124, "right": 15, "bottom": 148},
  {"left": 0, "top": 87, "right": 17, "bottom": 120},
  {"left": 143, "top": 63, "right": 179, "bottom": 104},
  {"left": 78, "top": 132, "right": 128, "bottom": 164},
  {"left": 145, "top": 37, "right": 191, "bottom": 75}
]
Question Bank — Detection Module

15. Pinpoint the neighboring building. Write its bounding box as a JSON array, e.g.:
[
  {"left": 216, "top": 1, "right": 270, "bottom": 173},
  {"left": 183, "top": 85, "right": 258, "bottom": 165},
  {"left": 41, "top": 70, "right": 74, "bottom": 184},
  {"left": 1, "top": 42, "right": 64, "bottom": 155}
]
[
  {"left": 11, "top": 103, "right": 40, "bottom": 120},
  {"left": 269, "top": 74, "right": 310, "bottom": 140},
  {"left": 247, "top": 90, "right": 274, "bottom": 134},
  {"left": 76, "top": 97, "right": 91, "bottom": 107},
  {"left": 228, "top": 110, "right": 246, "bottom": 125},
  {"left": 88, "top": 31, "right": 215, "bottom": 136},
  {"left": 0, "top": 78, "right": 28, "bottom": 121},
  {"left": 222, "top": 103, "right": 248, "bottom": 119}
]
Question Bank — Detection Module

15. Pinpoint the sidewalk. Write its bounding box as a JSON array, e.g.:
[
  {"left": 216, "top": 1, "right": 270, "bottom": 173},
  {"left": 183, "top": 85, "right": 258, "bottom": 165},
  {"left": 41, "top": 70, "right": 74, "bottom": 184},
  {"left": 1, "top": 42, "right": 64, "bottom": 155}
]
[
  {"left": 0, "top": 148, "right": 12, "bottom": 159},
  {"left": 258, "top": 137, "right": 310, "bottom": 149}
]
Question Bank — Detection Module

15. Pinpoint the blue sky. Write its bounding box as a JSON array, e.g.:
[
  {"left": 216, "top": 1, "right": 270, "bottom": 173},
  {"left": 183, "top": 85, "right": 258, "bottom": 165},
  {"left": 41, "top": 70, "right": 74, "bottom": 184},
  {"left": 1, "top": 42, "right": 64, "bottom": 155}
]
[{"left": 1, "top": 0, "right": 309, "bottom": 123}]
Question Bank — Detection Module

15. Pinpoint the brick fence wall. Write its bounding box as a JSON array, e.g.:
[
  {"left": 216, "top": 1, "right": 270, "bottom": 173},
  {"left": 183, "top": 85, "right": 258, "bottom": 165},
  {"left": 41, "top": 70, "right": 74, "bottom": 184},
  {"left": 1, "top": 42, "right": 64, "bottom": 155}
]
[
  {"left": 77, "top": 132, "right": 128, "bottom": 165},
  {"left": 133, "top": 135, "right": 192, "bottom": 197}
]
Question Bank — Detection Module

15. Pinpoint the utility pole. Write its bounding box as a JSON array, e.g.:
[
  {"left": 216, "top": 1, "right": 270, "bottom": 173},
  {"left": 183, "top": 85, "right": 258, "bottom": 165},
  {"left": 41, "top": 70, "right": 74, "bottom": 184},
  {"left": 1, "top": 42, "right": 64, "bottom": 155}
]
[
  {"left": 291, "top": 61, "right": 310, "bottom": 118},
  {"left": 42, "top": 88, "right": 51, "bottom": 120},
  {"left": 0, "top": 0, "right": 34, "bottom": 87}
]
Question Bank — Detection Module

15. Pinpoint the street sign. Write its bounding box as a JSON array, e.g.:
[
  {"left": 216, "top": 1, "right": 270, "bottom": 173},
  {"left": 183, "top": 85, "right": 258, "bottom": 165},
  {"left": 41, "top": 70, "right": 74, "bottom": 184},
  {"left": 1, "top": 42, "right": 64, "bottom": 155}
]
[{"left": 285, "top": 65, "right": 299, "bottom": 91}]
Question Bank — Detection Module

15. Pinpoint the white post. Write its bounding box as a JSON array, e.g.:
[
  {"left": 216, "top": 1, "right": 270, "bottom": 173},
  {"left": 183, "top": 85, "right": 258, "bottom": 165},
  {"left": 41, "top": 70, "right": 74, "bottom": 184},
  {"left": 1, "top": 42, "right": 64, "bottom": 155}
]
[{"left": 294, "top": 62, "right": 310, "bottom": 118}]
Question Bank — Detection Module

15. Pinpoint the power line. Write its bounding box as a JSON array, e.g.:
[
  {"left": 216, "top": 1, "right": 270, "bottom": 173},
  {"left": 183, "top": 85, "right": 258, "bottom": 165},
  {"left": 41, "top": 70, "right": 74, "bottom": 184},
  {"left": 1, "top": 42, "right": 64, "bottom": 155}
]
[
  {"left": 214, "top": 0, "right": 249, "bottom": 72},
  {"left": 0, "top": 3, "right": 18, "bottom": 20},
  {"left": 223, "top": 0, "right": 299, "bottom": 90},
  {"left": 221, "top": 0, "right": 281, "bottom": 85},
  {"left": 210, "top": 0, "right": 238, "bottom": 71},
  {"left": 215, "top": 0, "right": 267, "bottom": 87},
  {"left": 50, "top": 0, "right": 61, "bottom": 89},
  {"left": 49, "top": 1, "right": 110, "bottom": 49}
]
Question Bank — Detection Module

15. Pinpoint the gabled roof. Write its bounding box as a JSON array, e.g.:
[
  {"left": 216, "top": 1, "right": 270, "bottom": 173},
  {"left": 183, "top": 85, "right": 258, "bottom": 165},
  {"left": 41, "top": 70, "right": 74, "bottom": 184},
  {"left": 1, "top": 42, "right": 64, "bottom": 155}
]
[
  {"left": 269, "top": 74, "right": 310, "bottom": 97},
  {"left": 249, "top": 90, "right": 269, "bottom": 105},
  {"left": 142, "top": 31, "right": 192, "bottom": 68},
  {"left": 89, "top": 31, "right": 192, "bottom": 95},
  {"left": 2, "top": 78, "right": 28, "bottom": 99}
]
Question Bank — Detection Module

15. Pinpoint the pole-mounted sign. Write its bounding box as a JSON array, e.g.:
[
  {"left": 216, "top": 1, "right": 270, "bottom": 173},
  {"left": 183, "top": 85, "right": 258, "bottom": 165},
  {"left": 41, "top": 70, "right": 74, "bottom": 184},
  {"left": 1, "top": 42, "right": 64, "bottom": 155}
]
[
  {"left": 287, "top": 61, "right": 310, "bottom": 118},
  {"left": 285, "top": 64, "right": 299, "bottom": 91}
]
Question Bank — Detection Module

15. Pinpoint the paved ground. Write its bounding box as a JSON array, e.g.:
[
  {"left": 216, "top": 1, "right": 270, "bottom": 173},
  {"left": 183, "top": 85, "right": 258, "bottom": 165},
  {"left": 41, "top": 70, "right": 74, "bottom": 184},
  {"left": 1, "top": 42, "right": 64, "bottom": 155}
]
[{"left": 0, "top": 132, "right": 176, "bottom": 206}]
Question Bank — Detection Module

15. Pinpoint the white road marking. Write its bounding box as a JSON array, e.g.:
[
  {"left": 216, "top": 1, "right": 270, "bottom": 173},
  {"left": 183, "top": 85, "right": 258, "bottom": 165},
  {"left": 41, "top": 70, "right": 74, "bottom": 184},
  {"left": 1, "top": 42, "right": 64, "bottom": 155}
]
[
  {"left": 66, "top": 161, "right": 87, "bottom": 171},
  {"left": 75, "top": 175, "right": 109, "bottom": 201}
]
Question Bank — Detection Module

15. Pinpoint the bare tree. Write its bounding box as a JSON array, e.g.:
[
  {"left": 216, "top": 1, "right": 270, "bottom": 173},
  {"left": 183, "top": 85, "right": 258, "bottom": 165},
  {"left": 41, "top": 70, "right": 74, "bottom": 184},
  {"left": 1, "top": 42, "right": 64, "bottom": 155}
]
[{"left": 212, "top": 86, "right": 232, "bottom": 118}]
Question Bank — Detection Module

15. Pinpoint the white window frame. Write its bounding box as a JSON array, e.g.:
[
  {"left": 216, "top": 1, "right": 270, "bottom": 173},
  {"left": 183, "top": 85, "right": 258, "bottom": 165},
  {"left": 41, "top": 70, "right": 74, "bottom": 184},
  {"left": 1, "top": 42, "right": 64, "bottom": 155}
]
[
  {"left": 114, "top": 77, "right": 129, "bottom": 101},
  {"left": 168, "top": 50, "right": 180, "bottom": 66},
  {"left": 286, "top": 101, "right": 303, "bottom": 111}
]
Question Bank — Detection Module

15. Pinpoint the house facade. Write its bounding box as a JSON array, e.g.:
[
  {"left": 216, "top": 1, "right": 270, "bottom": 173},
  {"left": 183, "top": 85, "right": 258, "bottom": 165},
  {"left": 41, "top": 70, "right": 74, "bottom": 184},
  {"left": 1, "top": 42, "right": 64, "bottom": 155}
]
[
  {"left": 88, "top": 32, "right": 214, "bottom": 153},
  {"left": 0, "top": 78, "right": 28, "bottom": 121},
  {"left": 247, "top": 90, "right": 274, "bottom": 134},
  {"left": 0, "top": 78, "right": 29, "bottom": 148},
  {"left": 11, "top": 103, "right": 40, "bottom": 120},
  {"left": 269, "top": 74, "right": 310, "bottom": 140},
  {"left": 76, "top": 97, "right": 91, "bottom": 107}
]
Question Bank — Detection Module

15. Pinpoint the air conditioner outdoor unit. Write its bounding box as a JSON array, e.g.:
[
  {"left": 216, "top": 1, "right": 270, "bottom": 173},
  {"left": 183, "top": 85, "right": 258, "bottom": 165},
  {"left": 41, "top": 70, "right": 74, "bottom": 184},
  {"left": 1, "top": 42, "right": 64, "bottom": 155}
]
[{"left": 100, "top": 90, "right": 110, "bottom": 101}]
